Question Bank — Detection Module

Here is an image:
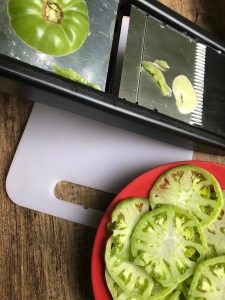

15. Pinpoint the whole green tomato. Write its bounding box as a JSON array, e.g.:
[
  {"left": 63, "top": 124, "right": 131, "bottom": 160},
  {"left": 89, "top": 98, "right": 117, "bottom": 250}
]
[{"left": 8, "top": 0, "right": 90, "bottom": 56}]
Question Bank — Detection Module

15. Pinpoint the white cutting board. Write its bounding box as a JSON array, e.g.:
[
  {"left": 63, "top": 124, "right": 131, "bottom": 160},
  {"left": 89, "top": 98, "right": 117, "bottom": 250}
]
[{"left": 6, "top": 103, "right": 193, "bottom": 228}]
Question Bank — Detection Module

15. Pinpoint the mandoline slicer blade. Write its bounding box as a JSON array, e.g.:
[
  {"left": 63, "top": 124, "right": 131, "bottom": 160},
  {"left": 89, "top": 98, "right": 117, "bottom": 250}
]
[
  {"left": 138, "top": 13, "right": 205, "bottom": 125},
  {"left": 120, "top": 6, "right": 207, "bottom": 128},
  {"left": 191, "top": 43, "right": 207, "bottom": 127}
]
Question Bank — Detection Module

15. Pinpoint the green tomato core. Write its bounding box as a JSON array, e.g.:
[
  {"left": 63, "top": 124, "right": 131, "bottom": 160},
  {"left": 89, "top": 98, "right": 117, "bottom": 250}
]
[{"left": 42, "top": 1, "right": 63, "bottom": 24}]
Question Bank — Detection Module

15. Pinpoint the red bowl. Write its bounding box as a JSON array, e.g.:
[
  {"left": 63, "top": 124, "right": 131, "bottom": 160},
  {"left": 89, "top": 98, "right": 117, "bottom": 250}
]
[{"left": 91, "top": 161, "right": 225, "bottom": 300}]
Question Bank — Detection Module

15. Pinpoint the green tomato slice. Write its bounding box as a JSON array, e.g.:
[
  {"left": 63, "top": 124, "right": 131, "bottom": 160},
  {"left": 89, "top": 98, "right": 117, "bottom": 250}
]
[
  {"left": 204, "top": 191, "right": 225, "bottom": 257},
  {"left": 105, "top": 270, "right": 136, "bottom": 300},
  {"left": 105, "top": 198, "right": 176, "bottom": 299},
  {"left": 189, "top": 255, "right": 225, "bottom": 299},
  {"left": 8, "top": 0, "right": 89, "bottom": 56},
  {"left": 105, "top": 237, "right": 154, "bottom": 299},
  {"left": 108, "top": 198, "right": 149, "bottom": 259},
  {"left": 154, "top": 60, "right": 170, "bottom": 71},
  {"left": 105, "top": 237, "right": 176, "bottom": 300},
  {"left": 150, "top": 284, "right": 178, "bottom": 300},
  {"left": 149, "top": 165, "right": 223, "bottom": 226},
  {"left": 164, "top": 287, "right": 182, "bottom": 300},
  {"left": 172, "top": 75, "right": 197, "bottom": 114},
  {"left": 105, "top": 270, "right": 180, "bottom": 300},
  {"left": 52, "top": 64, "right": 100, "bottom": 90},
  {"left": 181, "top": 277, "right": 192, "bottom": 299},
  {"left": 142, "top": 61, "right": 172, "bottom": 97},
  {"left": 105, "top": 198, "right": 152, "bottom": 299},
  {"left": 131, "top": 206, "right": 207, "bottom": 287}
]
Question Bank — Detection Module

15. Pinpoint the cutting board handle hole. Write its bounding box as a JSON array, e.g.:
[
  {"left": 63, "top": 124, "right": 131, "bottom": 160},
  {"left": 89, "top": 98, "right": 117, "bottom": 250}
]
[{"left": 54, "top": 181, "right": 114, "bottom": 211}]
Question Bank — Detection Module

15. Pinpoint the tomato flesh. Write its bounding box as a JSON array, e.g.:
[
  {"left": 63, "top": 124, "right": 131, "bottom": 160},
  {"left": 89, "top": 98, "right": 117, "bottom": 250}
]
[
  {"left": 108, "top": 198, "right": 149, "bottom": 259},
  {"left": 105, "top": 237, "right": 155, "bottom": 299},
  {"left": 204, "top": 191, "right": 225, "bottom": 257},
  {"left": 131, "top": 206, "right": 207, "bottom": 287},
  {"left": 105, "top": 198, "right": 177, "bottom": 299},
  {"left": 105, "top": 270, "right": 136, "bottom": 300},
  {"left": 150, "top": 165, "right": 223, "bottom": 226},
  {"left": 189, "top": 256, "right": 225, "bottom": 299}
]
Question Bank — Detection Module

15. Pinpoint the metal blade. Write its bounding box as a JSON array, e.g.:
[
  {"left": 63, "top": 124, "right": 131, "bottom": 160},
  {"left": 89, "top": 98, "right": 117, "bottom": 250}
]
[
  {"left": 119, "top": 6, "right": 206, "bottom": 127},
  {"left": 119, "top": 7, "right": 147, "bottom": 103},
  {"left": 191, "top": 43, "right": 206, "bottom": 126},
  {"left": 138, "top": 14, "right": 196, "bottom": 124}
]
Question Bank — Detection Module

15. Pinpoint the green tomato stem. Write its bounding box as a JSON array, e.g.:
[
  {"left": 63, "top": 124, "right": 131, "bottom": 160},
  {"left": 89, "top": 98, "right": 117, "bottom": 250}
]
[{"left": 42, "top": 1, "right": 63, "bottom": 24}]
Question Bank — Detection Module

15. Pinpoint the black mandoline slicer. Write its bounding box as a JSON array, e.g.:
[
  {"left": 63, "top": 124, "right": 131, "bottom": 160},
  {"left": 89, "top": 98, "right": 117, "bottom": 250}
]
[{"left": 1, "top": 0, "right": 225, "bottom": 154}]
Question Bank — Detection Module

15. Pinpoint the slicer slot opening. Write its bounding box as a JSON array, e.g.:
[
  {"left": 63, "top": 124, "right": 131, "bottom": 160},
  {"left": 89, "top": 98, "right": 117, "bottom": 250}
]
[
  {"left": 105, "top": 0, "right": 131, "bottom": 94},
  {"left": 54, "top": 181, "right": 113, "bottom": 211}
]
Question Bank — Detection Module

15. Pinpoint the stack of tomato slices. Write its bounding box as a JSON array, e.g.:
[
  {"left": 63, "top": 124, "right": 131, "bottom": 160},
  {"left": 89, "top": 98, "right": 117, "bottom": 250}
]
[{"left": 104, "top": 165, "right": 225, "bottom": 299}]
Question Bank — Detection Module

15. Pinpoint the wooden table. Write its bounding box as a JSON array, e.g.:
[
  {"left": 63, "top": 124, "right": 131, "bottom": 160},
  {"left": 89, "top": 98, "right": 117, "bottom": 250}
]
[{"left": 0, "top": 1, "right": 225, "bottom": 299}]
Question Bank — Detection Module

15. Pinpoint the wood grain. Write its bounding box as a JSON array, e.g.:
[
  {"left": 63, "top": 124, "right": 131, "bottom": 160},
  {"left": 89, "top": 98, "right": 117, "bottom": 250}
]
[
  {"left": 54, "top": 182, "right": 113, "bottom": 212},
  {"left": 0, "top": 95, "right": 97, "bottom": 300},
  {"left": 160, "top": 0, "right": 225, "bottom": 40},
  {"left": 0, "top": 1, "right": 225, "bottom": 299}
]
